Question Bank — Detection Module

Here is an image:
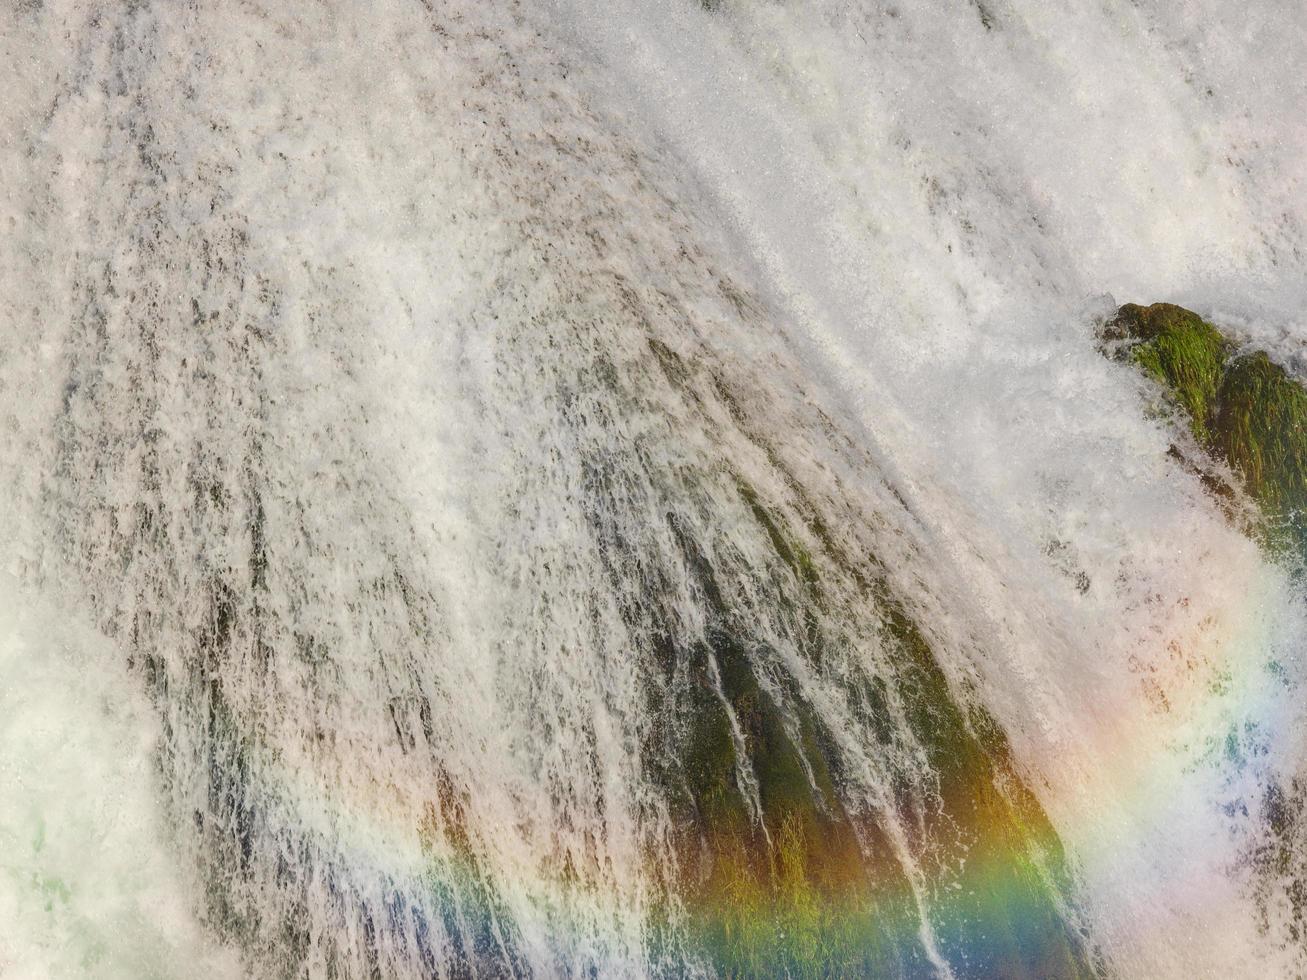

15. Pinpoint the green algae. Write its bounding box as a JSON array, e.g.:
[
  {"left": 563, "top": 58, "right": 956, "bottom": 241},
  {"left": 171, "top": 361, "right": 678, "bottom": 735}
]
[
  {"left": 677, "top": 636, "right": 915, "bottom": 978},
  {"left": 1104, "top": 302, "right": 1307, "bottom": 559}
]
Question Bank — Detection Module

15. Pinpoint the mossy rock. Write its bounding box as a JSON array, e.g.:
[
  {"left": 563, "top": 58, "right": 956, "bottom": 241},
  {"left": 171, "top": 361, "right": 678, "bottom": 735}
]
[
  {"left": 669, "top": 636, "right": 921, "bottom": 978},
  {"left": 1214, "top": 352, "right": 1307, "bottom": 548},
  {"left": 1103, "top": 303, "right": 1231, "bottom": 443},
  {"left": 875, "top": 599, "right": 1093, "bottom": 980},
  {"left": 1103, "top": 302, "right": 1307, "bottom": 557},
  {"left": 651, "top": 485, "right": 1097, "bottom": 977}
]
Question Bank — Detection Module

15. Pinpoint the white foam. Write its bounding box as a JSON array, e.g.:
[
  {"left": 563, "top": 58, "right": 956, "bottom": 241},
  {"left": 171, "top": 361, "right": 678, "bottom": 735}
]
[{"left": 0, "top": 574, "right": 242, "bottom": 980}]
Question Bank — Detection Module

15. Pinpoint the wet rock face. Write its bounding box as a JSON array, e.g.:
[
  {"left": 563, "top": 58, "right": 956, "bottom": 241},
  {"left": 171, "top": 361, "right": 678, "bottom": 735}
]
[
  {"left": 647, "top": 480, "right": 1097, "bottom": 978},
  {"left": 1216, "top": 353, "right": 1307, "bottom": 547},
  {"left": 1102, "top": 302, "right": 1307, "bottom": 558}
]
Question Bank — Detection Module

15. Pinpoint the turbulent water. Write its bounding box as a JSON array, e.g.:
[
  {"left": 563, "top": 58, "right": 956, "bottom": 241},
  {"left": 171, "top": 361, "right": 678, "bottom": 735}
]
[{"left": 2, "top": 1, "right": 1306, "bottom": 977}]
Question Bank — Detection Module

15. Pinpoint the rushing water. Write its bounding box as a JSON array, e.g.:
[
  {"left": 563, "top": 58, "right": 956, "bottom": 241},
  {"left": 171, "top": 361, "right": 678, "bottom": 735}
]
[{"left": 2, "top": 1, "right": 1306, "bottom": 977}]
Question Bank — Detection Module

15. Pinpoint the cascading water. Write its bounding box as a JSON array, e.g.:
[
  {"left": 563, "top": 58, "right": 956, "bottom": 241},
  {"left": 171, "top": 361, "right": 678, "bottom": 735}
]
[{"left": 2, "top": 1, "right": 1305, "bottom": 977}]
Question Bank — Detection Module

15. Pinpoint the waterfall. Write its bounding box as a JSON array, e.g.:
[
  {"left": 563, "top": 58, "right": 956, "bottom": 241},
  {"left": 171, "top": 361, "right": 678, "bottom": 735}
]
[{"left": 2, "top": 1, "right": 1305, "bottom": 977}]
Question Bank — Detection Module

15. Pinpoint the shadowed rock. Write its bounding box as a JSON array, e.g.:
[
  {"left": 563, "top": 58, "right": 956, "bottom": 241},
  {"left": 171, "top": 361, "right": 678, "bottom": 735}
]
[{"left": 646, "top": 478, "right": 1099, "bottom": 978}]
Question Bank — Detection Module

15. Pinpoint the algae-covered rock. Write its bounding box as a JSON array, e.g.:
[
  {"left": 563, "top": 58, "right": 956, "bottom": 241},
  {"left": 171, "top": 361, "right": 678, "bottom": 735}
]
[
  {"left": 649, "top": 480, "right": 1097, "bottom": 978},
  {"left": 1102, "top": 303, "right": 1231, "bottom": 443},
  {"left": 1214, "top": 352, "right": 1307, "bottom": 548},
  {"left": 1102, "top": 302, "right": 1307, "bottom": 557}
]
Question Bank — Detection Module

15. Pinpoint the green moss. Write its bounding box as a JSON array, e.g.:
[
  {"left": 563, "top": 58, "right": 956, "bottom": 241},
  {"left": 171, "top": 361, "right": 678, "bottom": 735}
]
[
  {"left": 676, "top": 654, "right": 751, "bottom": 835},
  {"left": 737, "top": 480, "right": 820, "bottom": 591},
  {"left": 654, "top": 498, "right": 920, "bottom": 974},
  {"left": 1105, "top": 303, "right": 1307, "bottom": 559},
  {"left": 650, "top": 481, "right": 1095, "bottom": 977},
  {"left": 1106, "top": 303, "right": 1231, "bottom": 443},
  {"left": 647, "top": 337, "right": 690, "bottom": 388},
  {"left": 1214, "top": 352, "right": 1307, "bottom": 550}
]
